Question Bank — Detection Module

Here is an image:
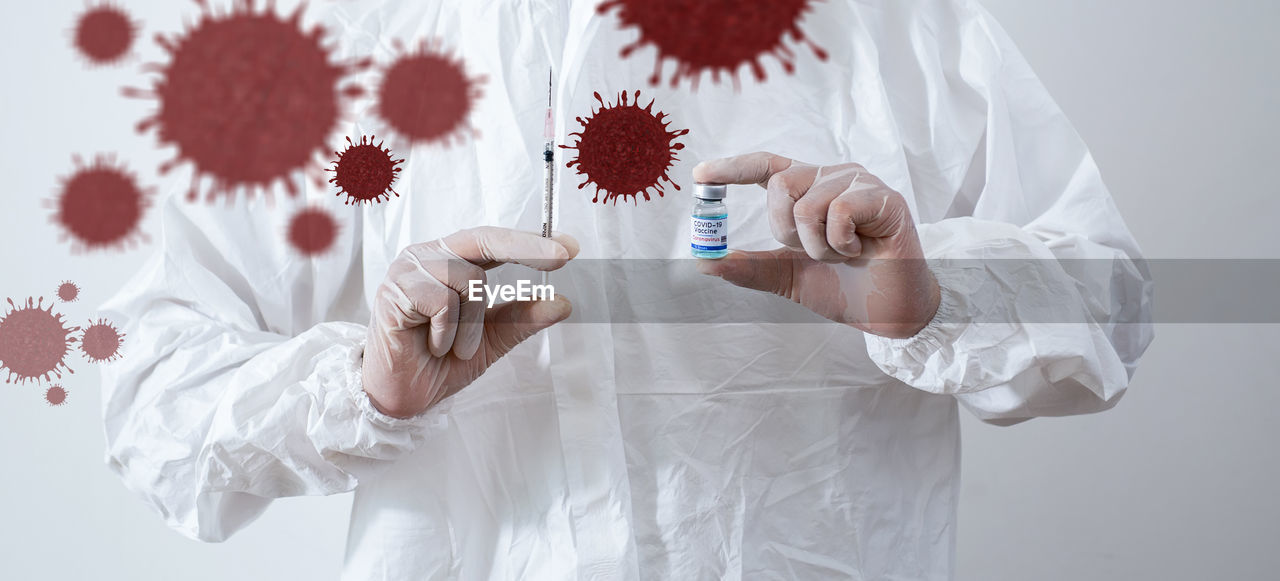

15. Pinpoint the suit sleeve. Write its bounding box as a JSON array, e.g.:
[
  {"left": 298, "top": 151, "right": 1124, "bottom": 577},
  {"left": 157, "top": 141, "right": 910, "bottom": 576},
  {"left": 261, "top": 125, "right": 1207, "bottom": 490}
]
[
  {"left": 864, "top": 0, "right": 1155, "bottom": 424},
  {"left": 100, "top": 194, "right": 433, "bottom": 541}
]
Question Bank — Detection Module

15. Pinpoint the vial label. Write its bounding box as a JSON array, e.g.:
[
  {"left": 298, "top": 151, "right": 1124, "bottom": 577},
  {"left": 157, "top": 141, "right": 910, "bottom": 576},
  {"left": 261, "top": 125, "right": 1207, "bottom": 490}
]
[{"left": 690, "top": 215, "right": 728, "bottom": 251}]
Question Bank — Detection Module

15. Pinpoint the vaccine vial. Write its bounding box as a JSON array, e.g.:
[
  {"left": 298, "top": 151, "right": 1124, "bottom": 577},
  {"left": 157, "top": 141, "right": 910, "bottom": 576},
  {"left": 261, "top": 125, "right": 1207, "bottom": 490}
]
[{"left": 690, "top": 183, "right": 728, "bottom": 259}]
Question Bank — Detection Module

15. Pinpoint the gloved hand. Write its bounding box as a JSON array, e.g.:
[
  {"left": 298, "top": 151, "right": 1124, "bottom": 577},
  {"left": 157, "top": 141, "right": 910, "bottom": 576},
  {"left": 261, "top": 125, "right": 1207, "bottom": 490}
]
[
  {"left": 362, "top": 227, "right": 578, "bottom": 418},
  {"left": 693, "top": 153, "right": 940, "bottom": 339}
]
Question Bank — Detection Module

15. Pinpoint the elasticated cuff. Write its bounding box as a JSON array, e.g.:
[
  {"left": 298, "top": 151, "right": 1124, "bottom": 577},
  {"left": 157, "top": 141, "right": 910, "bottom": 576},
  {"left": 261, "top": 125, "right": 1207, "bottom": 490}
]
[
  {"left": 343, "top": 340, "right": 434, "bottom": 430},
  {"left": 863, "top": 264, "right": 973, "bottom": 394}
]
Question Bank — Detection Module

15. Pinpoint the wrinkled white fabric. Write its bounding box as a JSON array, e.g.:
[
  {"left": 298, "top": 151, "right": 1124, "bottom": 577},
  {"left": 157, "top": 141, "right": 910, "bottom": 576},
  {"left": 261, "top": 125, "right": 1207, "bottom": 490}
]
[{"left": 100, "top": 0, "right": 1153, "bottom": 579}]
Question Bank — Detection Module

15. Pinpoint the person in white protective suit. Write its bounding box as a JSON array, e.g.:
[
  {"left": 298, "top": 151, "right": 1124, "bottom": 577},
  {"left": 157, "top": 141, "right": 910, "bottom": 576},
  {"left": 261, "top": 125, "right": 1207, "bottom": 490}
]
[{"left": 100, "top": 0, "right": 1154, "bottom": 579}]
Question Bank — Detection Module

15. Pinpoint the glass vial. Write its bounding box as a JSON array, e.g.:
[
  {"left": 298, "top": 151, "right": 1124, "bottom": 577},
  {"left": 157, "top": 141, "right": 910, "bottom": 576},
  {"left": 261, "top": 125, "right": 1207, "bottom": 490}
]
[{"left": 691, "top": 183, "right": 728, "bottom": 259}]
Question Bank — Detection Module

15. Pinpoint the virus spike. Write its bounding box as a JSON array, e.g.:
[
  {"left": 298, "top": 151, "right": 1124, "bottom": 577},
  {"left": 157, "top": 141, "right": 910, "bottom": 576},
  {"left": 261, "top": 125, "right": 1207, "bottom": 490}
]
[
  {"left": 80, "top": 318, "right": 125, "bottom": 363},
  {"left": 288, "top": 2, "right": 304, "bottom": 25},
  {"left": 620, "top": 40, "right": 641, "bottom": 59},
  {"left": 327, "top": 135, "right": 405, "bottom": 205},
  {"left": 73, "top": 2, "right": 139, "bottom": 67},
  {"left": 155, "top": 33, "right": 175, "bottom": 53},
  {"left": 45, "top": 385, "right": 69, "bottom": 407},
  {"left": 0, "top": 297, "right": 79, "bottom": 385},
  {"left": 134, "top": 0, "right": 367, "bottom": 203},
  {"left": 282, "top": 176, "right": 299, "bottom": 198},
  {"left": 56, "top": 281, "right": 81, "bottom": 303},
  {"left": 559, "top": 90, "right": 688, "bottom": 206},
  {"left": 122, "top": 86, "right": 154, "bottom": 98},
  {"left": 599, "top": 0, "right": 829, "bottom": 88},
  {"left": 375, "top": 39, "right": 484, "bottom": 146},
  {"left": 806, "top": 37, "right": 829, "bottom": 61},
  {"left": 47, "top": 154, "right": 152, "bottom": 253},
  {"left": 134, "top": 116, "right": 157, "bottom": 133}
]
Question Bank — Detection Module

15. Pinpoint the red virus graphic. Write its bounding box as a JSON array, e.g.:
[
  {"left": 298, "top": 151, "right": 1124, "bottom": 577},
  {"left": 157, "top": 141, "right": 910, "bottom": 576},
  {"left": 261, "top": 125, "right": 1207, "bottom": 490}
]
[
  {"left": 599, "top": 0, "right": 829, "bottom": 87},
  {"left": 287, "top": 207, "right": 339, "bottom": 256},
  {"left": 327, "top": 136, "right": 404, "bottom": 205},
  {"left": 125, "top": 0, "right": 369, "bottom": 202},
  {"left": 48, "top": 154, "right": 152, "bottom": 253},
  {"left": 56, "top": 281, "right": 81, "bottom": 303},
  {"left": 73, "top": 2, "right": 138, "bottom": 66},
  {"left": 80, "top": 318, "right": 124, "bottom": 363},
  {"left": 376, "top": 39, "right": 485, "bottom": 146},
  {"left": 560, "top": 90, "right": 689, "bottom": 205},
  {"left": 46, "top": 385, "right": 69, "bottom": 407},
  {"left": 0, "top": 298, "right": 79, "bottom": 385}
]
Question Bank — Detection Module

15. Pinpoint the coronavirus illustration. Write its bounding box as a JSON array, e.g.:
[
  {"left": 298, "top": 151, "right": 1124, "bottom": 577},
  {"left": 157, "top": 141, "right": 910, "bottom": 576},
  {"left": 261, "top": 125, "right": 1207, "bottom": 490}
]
[
  {"left": 327, "top": 136, "right": 404, "bottom": 204},
  {"left": 125, "top": 0, "right": 369, "bottom": 202},
  {"left": 80, "top": 318, "right": 124, "bottom": 363},
  {"left": 0, "top": 298, "right": 79, "bottom": 385},
  {"left": 56, "top": 281, "right": 81, "bottom": 303},
  {"left": 287, "top": 207, "right": 339, "bottom": 256},
  {"left": 376, "top": 39, "right": 485, "bottom": 146},
  {"left": 73, "top": 2, "right": 138, "bottom": 66},
  {"left": 48, "top": 154, "right": 151, "bottom": 253},
  {"left": 599, "top": 0, "right": 828, "bottom": 87},
  {"left": 45, "top": 385, "right": 69, "bottom": 407},
  {"left": 560, "top": 90, "right": 689, "bottom": 204}
]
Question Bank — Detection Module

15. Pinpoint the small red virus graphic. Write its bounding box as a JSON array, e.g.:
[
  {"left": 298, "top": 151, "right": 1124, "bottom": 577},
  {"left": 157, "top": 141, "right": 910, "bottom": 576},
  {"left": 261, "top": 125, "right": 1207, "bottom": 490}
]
[
  {"left": 560, "top": 90, "right": 689, "bottom": 204},
  {"left": 599, "top": 0, "right": 829, "bottom": 87},
  {"left": 125, "top": 0, "right": 369, "bottom": 202},
  {"left": 46, "top": 385, "right": 69, "bottom": 407},
  {"left": 80, "top": 318, "right": 125, "bottom": 363},
  {"left": 287, "top": 207, "right": 339, "bottom": 256},
  {"left": 48, "top": 154, "right": 152, "bottom": 253},
  {"left": 0, "top": 298, "right": 79, "bottom": 385},
  {"left": 376, "top": 39, "right": 485, "bottom": 146},
  {"left": 73, "top": 2, "right": 138, "bottom": 66},
  {"left": 327, "top": 136, "right": 404, "bottom": 205},
  {"left": 56, "top": 281, "right": 81, "bottom": 303}
]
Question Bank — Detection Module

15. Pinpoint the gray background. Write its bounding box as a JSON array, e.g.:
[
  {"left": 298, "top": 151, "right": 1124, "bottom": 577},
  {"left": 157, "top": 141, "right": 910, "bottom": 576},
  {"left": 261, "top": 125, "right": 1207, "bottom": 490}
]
[{"left": 1, "top": 1, "right": 1276, "bottom": 579}]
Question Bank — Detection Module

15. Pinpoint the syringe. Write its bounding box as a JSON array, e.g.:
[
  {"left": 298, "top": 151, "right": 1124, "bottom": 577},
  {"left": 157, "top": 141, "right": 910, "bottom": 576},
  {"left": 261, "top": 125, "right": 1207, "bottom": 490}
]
[{"left": 540, "top": 70, "right": 555, "bottom": 285}]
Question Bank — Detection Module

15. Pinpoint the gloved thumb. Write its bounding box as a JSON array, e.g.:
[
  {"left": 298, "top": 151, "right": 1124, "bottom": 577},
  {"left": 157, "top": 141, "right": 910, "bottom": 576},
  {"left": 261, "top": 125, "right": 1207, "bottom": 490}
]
[
  {"left": 479, "top": 296, "right": 573, "bottom": 366},
  {"left": 695, "top": 249, "right": 799, "bottom": 297}
]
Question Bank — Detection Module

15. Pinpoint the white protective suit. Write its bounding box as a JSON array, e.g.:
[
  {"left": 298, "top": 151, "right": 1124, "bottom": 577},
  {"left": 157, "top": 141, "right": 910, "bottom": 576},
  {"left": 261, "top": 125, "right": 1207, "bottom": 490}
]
[{"left": 101, "top": 0, "right": 1154, "bottom": 579}]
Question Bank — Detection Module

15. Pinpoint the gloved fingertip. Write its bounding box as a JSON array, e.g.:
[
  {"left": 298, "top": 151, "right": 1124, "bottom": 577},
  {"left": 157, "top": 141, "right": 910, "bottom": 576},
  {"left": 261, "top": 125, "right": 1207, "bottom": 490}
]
[
  {"left": 691, "top": 160, "right": 718, "bottom": 182},
  {"left": 695, "top": 257, "right": 727, "bottom": 277},
  {"left": 426, "top": 340, "right": 451, "bottom": 359},
  {"left": 550, "top": 232, "right": 580, "bottom": 260},
  {"left": 509, "top": 296, "right": 572, "bottom": 335},
  {"left": 451, "top": 336, "right": 482, "bottom": 361},
  {"left": 540, "top": 295, "right": 573, "bottom": 323}
]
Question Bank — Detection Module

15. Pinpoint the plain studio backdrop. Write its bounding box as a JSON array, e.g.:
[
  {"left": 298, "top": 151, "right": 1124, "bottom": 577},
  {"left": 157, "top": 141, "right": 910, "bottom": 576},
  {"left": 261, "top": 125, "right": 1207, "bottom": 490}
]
[{"left": 1, "top": 1, "right": 1276, "bottom": 579}]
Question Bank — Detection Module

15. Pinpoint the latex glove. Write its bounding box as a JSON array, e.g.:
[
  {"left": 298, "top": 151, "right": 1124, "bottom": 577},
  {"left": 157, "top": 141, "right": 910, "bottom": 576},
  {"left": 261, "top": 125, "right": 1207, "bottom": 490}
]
[
  {"left": 363, "top": 227, "right": 578, "bottom": 418},
  {"left": 693, "top": 153, "right": 940, "bottom": 339}
]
